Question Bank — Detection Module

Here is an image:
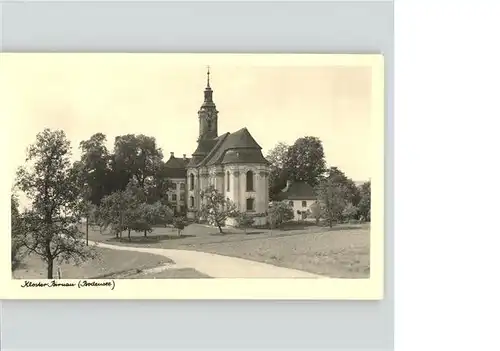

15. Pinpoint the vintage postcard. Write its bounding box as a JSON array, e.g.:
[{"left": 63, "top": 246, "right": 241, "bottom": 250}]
[{"left": 0, "top": 53, "right": 384, "bottom": 299}]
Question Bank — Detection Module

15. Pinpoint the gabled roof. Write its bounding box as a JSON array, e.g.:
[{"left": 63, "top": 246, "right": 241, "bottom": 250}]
[
  {"left": 192, "top": 137, "right": 222, "bottom": 157},
  {"left": 164, "top": 168, "right": 187, "bottom": 179},
  {"left": 222, "top": 127, "right": 262, "bottom": 150},
  {"left": 164, "top": 155, "right": 190, "bottom": 178},
  {"left": 275, "top": 181, "right": 316, "bottom": 201},
  {"left": 165, "top": 156, "right": 190, "bottom": 169},
  {"left": 200, "top": 128, "right": 269, "bottom": 167}
]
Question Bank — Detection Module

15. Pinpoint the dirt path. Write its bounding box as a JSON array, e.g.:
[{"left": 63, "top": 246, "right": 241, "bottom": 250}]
[{"left": 90, "top": 241, "right": 326, "bottom": 278}]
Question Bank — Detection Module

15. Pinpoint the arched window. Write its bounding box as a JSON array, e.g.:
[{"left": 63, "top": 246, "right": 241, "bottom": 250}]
[
  {"left": 302, "top": 201, "right": 307, "bottom": 208},
  {"left": 190, "top": 196, "right": 195, "bottom": 208},
  {"left": 227, "top": 171, "right": 230, "bottom": 191},
  {"left": 288, "top": 201, "right": 294, "bottom": 207},
  {"left": 190, "top": 174, "right": 195, "bottom": 190},
  {"left": 246, "top": 170, "right": 254, "bottom": 191}
]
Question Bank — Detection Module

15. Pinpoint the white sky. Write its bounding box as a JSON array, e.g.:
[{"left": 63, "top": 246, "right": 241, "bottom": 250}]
[{"left": 1, "top": 54, "right": 372, "bottom": 207}]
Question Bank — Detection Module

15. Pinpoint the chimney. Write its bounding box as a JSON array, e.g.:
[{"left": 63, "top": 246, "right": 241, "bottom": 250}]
[
  {"left": 282, "top": 180, "right": 292, "bottom": 192},
  {"left": 170, "top": 152, "right": 174, "bottom": 158},
  {"left": 183, "top": 154, "right": 186, "bottom": 160}
]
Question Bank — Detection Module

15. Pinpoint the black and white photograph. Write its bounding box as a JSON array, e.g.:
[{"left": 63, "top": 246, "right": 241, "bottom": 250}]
[{"left": 1, "top": 53, "right": 384, "bottom": 299}]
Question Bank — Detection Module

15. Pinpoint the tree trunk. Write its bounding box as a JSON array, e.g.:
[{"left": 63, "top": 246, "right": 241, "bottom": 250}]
[
  {"left": 144, "top": 229, "right": 147, "bottom": 237},
  {"left": 86, "top": 216, "right": 89, "bottom": 246},
  {"left": 47, "top": 259, "right": 54, "bottom": 279},
  {"left": 217, "top": 223, "right": 223, "bottom": 234},
  {"left": 128, "top": 228, "right": 131, "bottom": 241}
]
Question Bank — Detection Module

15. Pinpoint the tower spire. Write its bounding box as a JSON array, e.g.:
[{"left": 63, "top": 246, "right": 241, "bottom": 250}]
[
  {"left": 203, "top": 65, "right": 214, "bottom": 104},
  {"left": 198, "top": 66, "right": 218, "bottom": 141},
  {"left": 206, "top": 65, "right": 211, "bottom": 88}
]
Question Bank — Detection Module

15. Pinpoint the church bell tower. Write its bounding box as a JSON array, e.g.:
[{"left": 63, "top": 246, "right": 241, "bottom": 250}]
[{"left": 197, "top": 66, "right": 219, "bottom": 141}]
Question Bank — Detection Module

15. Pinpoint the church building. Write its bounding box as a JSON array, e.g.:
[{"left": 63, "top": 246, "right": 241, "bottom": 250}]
[{"left": 165, "top": 69, "right": 270, "bottom": 226}]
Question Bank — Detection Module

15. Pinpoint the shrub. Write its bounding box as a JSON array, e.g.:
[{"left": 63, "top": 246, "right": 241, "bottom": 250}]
[
  {"left": 342, "top": 203, "right": 359, "bottom": 222},
  {"left": 200, "top": 186, "right": 237, "bottom": 233},
  {"left": 267, "top": 201, "right": 294, "bottom": 229},
  {"left": 235, "top": 212, "right": 255, "bottom": 233},
  {"left": 173, "top": 216, "right": 188, "bottom": 236},
  {"left": 310, "top": 201, "right": 321, "bottom": 224}
]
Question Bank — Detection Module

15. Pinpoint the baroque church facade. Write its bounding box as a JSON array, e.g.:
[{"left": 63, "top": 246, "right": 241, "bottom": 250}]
[{"left": 164, "top": 70, "right": 270, "bottom": 226}]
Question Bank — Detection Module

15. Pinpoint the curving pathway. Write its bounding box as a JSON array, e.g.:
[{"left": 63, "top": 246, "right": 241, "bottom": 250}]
[{"left": 90, "top": 241, "right": 325, "bottom": 278}]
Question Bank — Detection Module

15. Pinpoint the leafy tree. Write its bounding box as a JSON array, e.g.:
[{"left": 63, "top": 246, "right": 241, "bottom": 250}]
[
  {"left": 77, "top": 133, "right": 113, "bottom": 241},
  {"left": 11, "top": 192, "right": 25, "bottom": 271},
  {"left": 324, "top": 167, "right": 361, "bottom": 207},
  {"left": 144, "top": 161, "right": 174, "bottom": 205},
  {"left": 284, "top": 136, "right": 327, "bottom": 187},
  {"left": 99, "top": 190, "right": 133, "bottom": 240},
  {"left": 78, "top": 133, "right": 111, "bottom": 204},
  {"left": 267, "top": 201, "right": 294, "bottom": 229},
  {"left": 15, "top": 129, "right": 96, "bottom": 278},
  {"left": 342, "top": 203, "right": 359, "bottom": 222},
  {"left": 266, "top": 142, "right": 291, "bottom": 201},
  {"left": 266, "top": 142, "right": 290, "bottom": 169},
  {"left": 129, "top": 201, "right": 173, "bottom": 237},
  {"left": 173, "top": 216, "right": 188, "bottom": 236},
  {"left": 113, "top": 134, "right": 164, "bottom": 190},
  {"left": 357, "top": 181, "right": 371, "bottom": 222},
  {"left": 315, "top": 178, "right": 349, "bottom": 227},
  {"left": 148, "top": 201, "right": 174, "bottom": 227},
  {"left": 235, "top": 212, "right": 255, "bottom": 234},
  {"left": 309, "top": 201, "right": 322, "bottom": 225},
  {"left": 99, "top": 182, "right": 174, "bottom": 240},
  {"left": 98, "top": 183, "right": 138, "bottom": 240},
  {"left": 199, "top": 186, "right": 237, "bottom": 234}
]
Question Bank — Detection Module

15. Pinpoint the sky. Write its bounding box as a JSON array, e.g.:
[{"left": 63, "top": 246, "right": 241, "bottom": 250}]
[{"left": 1, "top": 54, "right": 373, "bottom": 207}]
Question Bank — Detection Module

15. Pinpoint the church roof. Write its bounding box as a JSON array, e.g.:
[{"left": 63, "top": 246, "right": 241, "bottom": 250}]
[
  {"left": 222, "top": 127, "right": 263, "bottom": 150},
  {"left": 192, "top": 138, "right": 219, "bottom": 156},
  {"left": 275, "top": 181, "right": 317, "bottom": 201},
  {"left": 189, "top": 128, "right": 269, "bottom": 167},
  {"left": 184, "top": 70, "right": 269, "bottom": 170}
]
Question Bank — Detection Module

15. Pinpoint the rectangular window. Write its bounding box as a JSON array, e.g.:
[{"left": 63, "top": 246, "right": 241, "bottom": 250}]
[
  {"left": 180, "top": 183, "right": 185, "bottom": 190},
  {"left": 246, "top": 198, "right": 255, "bottom": 212},
  {"left": 302, "top": 201, "right": 307, "bottom": 208},
  {"left": 172, "top": 194, "right": 177, "bottom": 201},
  {"left": 180, "top": 194, "right": 185, "bottom": 202}
]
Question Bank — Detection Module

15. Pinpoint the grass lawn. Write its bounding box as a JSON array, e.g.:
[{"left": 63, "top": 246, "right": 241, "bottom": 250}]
[
  {"left": 12, "top": 247, "right": 207, "bottom": 279},
  {"left": 85, "top": 222, "right": 370, "bottom": 278}
]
